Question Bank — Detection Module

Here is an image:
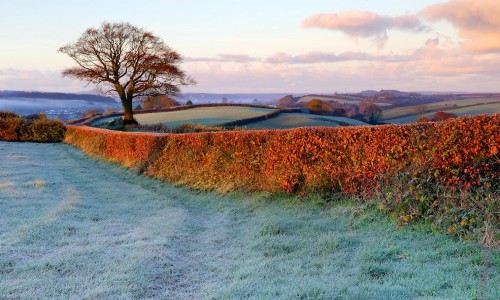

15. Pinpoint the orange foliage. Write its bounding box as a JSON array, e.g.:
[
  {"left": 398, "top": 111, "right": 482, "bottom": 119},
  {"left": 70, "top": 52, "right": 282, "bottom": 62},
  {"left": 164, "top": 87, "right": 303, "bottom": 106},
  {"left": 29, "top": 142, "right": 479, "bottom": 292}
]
[
  {"left": 432, "top": 111, "right": 458, "bottom": 121},
  {"left": 304, "top": 99, "right": 333, "bottom": 113},
  {"left": 65, "top": 114, "right": 499, "bottom": 195},
  {"left": 0, "top": 112, "right": 65, "bottom": 142}
]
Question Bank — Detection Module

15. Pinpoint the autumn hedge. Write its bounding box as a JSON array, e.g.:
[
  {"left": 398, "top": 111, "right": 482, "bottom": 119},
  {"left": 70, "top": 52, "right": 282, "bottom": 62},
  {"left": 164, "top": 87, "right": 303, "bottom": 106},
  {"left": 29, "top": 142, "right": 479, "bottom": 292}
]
[
  {"left": 64, "top": 114, "right": 499, "bottom": 241},
  {"left": 0, "top": 112, "right": 66, "bottom": 142}
]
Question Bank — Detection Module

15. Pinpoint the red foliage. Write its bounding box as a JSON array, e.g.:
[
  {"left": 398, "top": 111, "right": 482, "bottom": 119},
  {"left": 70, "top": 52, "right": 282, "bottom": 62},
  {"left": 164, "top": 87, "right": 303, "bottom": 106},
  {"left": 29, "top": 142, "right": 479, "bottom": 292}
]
[
  {"left": 432, "top": 111, "right": 458, "bottom": 121},
  {"left": 0, "top": 112, "right": 65, "bottom": 142},
  {"left": 65, "top": 114, "right": 499, "bottom": 194}
]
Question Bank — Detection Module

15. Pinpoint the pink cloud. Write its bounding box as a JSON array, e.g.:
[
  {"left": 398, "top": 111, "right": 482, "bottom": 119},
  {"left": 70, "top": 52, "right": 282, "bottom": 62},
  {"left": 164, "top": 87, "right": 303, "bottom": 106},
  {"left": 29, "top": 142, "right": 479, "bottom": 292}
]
[
  {"left": 302, "top": 11, "right": 426, "bottom": 47},
  {"left": 185, "top": 54, "right": 257, "bottom": 63},
  {"left": 421, "top": 0, "right": 500, "bottom": 52},
  {"left": 0, "top": 69, "right": 95, "bottom": 92},
  {"left": 182, "top": 36, "right": 500, "bottom": 93}
]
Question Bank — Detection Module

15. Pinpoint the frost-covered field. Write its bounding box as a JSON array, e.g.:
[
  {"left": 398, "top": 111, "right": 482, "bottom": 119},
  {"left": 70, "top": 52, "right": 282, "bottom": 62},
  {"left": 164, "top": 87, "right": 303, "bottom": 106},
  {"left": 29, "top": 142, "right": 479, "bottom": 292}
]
[{"left": 0, "top": 142, "right": 498, "bottom": 299}]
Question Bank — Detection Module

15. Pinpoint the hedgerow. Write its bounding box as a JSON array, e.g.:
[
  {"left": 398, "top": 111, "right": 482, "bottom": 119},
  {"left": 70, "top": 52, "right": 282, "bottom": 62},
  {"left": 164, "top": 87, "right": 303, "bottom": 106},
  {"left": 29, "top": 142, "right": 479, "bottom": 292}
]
[
  {"left": 64, "top": 114, "right": 499, "bottom": 245},
  {"left": 0, "top": 112, "right": 66, "bottom": 142}
]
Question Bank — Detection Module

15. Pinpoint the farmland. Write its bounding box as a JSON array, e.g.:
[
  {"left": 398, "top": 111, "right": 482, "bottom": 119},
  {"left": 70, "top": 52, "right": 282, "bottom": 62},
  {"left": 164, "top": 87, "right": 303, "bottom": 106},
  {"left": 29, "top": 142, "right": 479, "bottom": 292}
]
[
  {"left": 92, "top": 106, "right": 276, "bottom": 127},
  {"left": 382, "top": 98, "right": 500, "bottom": 122},
  {"left": 89, "top": 105, "right": 368, "bottom": 130},
  {"left": 244, "top": 113, "right": 368, "bottom": 129},
  {"left": 385, "top": 102, "right": 500, "bottom": 124},
  {"left": 0, "top": 141, "right": 498, "bottom": 299}
]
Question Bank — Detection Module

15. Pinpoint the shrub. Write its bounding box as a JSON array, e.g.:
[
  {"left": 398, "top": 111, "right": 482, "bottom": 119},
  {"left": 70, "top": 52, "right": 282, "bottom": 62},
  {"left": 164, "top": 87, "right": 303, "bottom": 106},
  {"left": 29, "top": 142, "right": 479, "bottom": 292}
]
[
  {"left": 0, "top": 111, "right": 66, "bottom": 143},
  {"left": 305, "top": 99, "right": 333, "bottom": 115},
  {"left": 142, "top": 95, "right": 179, "bottom": 109},
  {"left": 64, "top": 114, "right": 499, "bottom": 243},
  {"left": 0, "top": 111, "right": 19, "bottom": 119},
  {"left": 416, "top": 117, "right": 430, "bottom": 123},
  {"left": 432, "top": 111, "right": 458, "bottom": 121}
]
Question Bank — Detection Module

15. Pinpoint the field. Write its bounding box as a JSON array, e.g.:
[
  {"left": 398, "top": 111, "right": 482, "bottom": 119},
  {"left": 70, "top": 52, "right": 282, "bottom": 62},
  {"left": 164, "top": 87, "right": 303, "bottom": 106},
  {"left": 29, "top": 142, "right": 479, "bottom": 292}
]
[
  {"left": 89, "top": 106, "right": 370, "bottom": 130},
  {"left": 92, "top": 106, "right": 275, "bottom": 127},
  {"left": 1, "top": 141, "right": 498, "bottom": 299},
  {"left": 386, "top": 102, "right": 500, "bottom": 124},
  {"left": 382, "top": 99, "right": 500, "bottom": 121},
  {"left": 244, "top": 113, "right": 368, "bottom": 129}
]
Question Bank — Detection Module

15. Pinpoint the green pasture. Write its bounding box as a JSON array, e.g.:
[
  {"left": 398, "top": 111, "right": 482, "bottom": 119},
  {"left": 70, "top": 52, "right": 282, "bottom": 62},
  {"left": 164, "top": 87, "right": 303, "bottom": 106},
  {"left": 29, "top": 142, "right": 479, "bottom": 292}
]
[
  {"left": 244, "top": 113, "right": 368, "bottom": 129},
  {"left": 0, "top": 141, "right": 498, "bottom": 299},
  {"left": 386, "top": 102, "right": 500, "bottom": 124},
  {"left": 91, "top": 106, "right": 275, "bottom": 127},
  {"left": 91, "top": 106, "right": 370, "bottom": 130}
]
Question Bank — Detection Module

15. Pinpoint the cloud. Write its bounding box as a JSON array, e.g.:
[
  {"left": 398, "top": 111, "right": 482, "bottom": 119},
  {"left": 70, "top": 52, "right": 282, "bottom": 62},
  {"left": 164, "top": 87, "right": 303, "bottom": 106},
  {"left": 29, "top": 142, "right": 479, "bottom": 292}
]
[
  {"left": 185, "top": 54, "right": 257, "bottom": 63},
  {"left": 265, "top": 51, "right": 412, "bottom": 64},
  {"left": 0, "top": 69, "right": 95, "bottom": 92},
  {"left": 302, "top": 11, "right": 427, "bottom": 47},
  {"left": 420, "top": 0, "right": 500, "bottom": 52},
  {"left": 191, "top": 51, "right": 410, "bottom": 65},
  {"left": 182, "top": 37, "right": 500, "bottom": 94}
]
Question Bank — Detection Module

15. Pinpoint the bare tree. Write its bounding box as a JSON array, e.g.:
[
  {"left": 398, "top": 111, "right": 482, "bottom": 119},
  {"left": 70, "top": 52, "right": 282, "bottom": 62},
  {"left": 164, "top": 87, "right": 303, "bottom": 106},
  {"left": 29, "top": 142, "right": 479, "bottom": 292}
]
[
  {"left": 59, "top": 22, "right": 195, "bottom": 124},
  {"left": 414, "top": 104, "right": 428, "bottom": 115}
]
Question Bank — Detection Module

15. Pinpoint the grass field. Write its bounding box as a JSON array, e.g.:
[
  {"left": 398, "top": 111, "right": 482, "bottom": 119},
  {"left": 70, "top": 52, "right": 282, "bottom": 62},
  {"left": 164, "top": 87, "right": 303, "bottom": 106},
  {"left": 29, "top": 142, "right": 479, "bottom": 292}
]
[
  {"left": 386, "top": 102, "right": 500, "bottom": 124},
  {"left": 93, "top": 106, "right": 275, "bottom": 127},
  {"left": 0, "top": 141, "right": 498, "bottom": 299},
  {"left": 244, "top": 113, "right": 368, "bottom": 129},
  {"left": 382, "top": 99, "right": 500, "bottom": 120}
]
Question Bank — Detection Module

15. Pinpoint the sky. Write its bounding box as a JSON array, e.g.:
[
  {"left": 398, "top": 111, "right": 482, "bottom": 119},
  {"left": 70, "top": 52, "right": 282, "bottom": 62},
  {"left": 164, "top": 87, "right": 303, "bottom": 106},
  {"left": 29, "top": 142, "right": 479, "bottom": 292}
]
[{"left": 1, "top": 0, "right": 499, "bottom": 94}]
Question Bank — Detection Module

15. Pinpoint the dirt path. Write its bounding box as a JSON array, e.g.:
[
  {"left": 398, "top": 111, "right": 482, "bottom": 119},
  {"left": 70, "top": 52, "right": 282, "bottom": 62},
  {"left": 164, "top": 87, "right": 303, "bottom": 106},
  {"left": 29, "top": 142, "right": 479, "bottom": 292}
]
[{"left": 0, "top": 142, "right": 498, "bottom": 299}]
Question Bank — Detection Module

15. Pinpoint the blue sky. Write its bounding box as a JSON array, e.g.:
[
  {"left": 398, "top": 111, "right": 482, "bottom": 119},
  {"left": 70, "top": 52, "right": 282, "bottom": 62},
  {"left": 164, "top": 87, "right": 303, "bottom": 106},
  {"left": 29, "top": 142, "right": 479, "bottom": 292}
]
[{"left": 1, "top": 0, "right": 499, "bottom": 93}]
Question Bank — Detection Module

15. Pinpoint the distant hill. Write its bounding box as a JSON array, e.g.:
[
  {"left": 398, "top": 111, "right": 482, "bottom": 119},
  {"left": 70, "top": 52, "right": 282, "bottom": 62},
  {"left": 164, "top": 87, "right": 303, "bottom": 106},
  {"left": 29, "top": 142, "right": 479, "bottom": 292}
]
[
  {"left": 0, "top": 91, "right": 117, "bottom": 104},
  {"left": 176, "top": 93, "right": 289, "bottom": 105}
]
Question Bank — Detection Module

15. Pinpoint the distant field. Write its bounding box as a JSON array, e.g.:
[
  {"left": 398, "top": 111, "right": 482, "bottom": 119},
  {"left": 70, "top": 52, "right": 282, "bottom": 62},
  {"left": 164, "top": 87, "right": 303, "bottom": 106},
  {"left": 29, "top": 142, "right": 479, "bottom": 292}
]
[
  {"left": 91, "top": 107, "right": 368, "bottom": 129},
  {"left": 92, "top": 106, "right": 275, "bottom": 127},
  {"left": 244, "top": 113, "right": 368, "bottom": 129},
  {"left": 386, "top": 102, "right": 500, "bottom": 124},
  {"left": 298, "top": 95, "right": 391, "bottom": 107},
  {"left": 382, "top": 99, "right": 500, "bottom": 120}
]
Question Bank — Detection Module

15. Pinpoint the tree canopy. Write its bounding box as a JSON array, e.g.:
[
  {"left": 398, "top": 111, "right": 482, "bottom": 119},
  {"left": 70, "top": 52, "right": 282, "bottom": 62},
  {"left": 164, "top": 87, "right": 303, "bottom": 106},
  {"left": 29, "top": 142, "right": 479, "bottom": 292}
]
[
  {"left": 142, "top": 95, "right": 179, "bottom": 110},
  {"left": 59, "top": 22, "right": 195, "bottom": 124}
]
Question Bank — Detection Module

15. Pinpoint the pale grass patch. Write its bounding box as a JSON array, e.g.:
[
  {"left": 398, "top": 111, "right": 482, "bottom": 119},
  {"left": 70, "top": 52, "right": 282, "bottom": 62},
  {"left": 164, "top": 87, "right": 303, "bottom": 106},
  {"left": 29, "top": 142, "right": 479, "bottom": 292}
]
[
  {"left": 29, "top": 180, "right": 46, "bottom": 188},
  {"left": 0, "top": 181, "right": 14, "bottom": 188},
  {"left": 7, "top": 154, "right": 29, "bottom": 159}
]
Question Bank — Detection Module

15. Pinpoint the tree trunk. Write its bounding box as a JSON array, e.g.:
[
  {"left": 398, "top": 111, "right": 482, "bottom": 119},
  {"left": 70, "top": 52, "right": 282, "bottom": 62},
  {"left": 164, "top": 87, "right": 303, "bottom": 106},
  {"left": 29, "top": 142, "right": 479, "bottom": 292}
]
[{"left": 121, "top": 98, "right": 138, "bottom": 125}]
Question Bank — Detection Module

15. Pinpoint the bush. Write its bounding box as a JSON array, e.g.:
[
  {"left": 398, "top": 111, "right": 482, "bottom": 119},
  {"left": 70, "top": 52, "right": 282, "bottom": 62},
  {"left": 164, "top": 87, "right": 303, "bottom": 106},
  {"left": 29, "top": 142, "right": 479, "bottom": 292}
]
[
  {"left": 432, "top": 111, "right": 458, "bottom": 121},
  {"left": 64, "top": 114, "right": 499, "bottom": 243},
  {"left": 0, "top": 111, "right": 66, "bottom": 143},
  {"left": 416, "top": 117, "right": 430, "bottom": 123},
  {"left": 142, "top": 95, "right": 179, "bottom": 109},
  {"left": 304, "top": 99, "right": 333, "bottom": 115},
  {"left": 124, "top": 123, "right": 227, "bottom": 134}
]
